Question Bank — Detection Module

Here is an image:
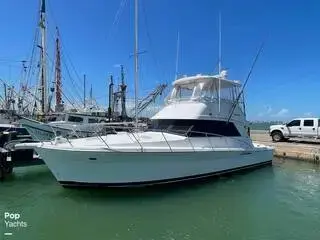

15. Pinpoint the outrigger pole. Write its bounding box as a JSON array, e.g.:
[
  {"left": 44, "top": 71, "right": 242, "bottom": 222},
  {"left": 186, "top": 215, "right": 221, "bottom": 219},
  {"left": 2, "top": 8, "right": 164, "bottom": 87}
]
[{"left": 226, "top": 42, "right": 265, "bottom": 123}]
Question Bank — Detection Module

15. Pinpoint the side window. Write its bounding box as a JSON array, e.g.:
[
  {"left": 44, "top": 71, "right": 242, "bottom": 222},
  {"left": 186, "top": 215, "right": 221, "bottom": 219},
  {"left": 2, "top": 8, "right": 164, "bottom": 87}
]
[
  {"left": 303, "top": 119, "right": 314, "bottom": 127},
  {"left": 88, "top": 118, "right": 98, "bottom": 123},
  {"left": 287, "top": 120, "right": 301, "bottom": 127},
  {"left": 68, "top": 116, "right": 83, "bottom": 123}
]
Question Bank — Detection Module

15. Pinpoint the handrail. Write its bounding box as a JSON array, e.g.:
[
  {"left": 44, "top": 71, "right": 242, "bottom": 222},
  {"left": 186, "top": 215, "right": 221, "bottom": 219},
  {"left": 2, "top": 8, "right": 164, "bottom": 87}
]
[
  {"left": 206, "top": 132, "right": 214, "bottom": 150},
  {"left": 185, "top": 125, "right": 194, "bottom": 137},
  {"left": 150, "top": 128, "right": 254, "bottom": 150},
  {"left": 65, "top": 136, "right": 73, "bottom": 147},
  {"left": 167, "top": 96, "right": 243, "bottom": 104},
  {"left": 48, "top": 124, "right": 59, "bottom": 145},
  {"left": 161, "top": 131, "right": 172, "bottom": 152},
  {"left": 85, "top": 124, "right": 112, "bottom": 149},
  {"left": 43, "top": 123, "right": 254, "bottom": 152},
  {"left": 69, "top": 126, "right": 80, "bottom": 138},
  {"left": 129, "top": 131, "right": 144, "bottom": 152}
]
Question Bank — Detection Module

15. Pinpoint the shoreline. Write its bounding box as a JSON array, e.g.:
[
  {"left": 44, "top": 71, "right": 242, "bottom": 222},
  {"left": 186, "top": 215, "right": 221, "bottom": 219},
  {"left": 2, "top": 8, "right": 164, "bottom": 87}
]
[{"left": 251, "top": 130, "right": 320, "bottom": 164}]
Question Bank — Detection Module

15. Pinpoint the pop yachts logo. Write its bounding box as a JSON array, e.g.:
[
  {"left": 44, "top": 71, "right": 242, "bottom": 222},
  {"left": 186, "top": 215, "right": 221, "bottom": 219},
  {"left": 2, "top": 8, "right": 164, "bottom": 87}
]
[{"left": 4, "top": 212, "right": 28, "bottom": 228}]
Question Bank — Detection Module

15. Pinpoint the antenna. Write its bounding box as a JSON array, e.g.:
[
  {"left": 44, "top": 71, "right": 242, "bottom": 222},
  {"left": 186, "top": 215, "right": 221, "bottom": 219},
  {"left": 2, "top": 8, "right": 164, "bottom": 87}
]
[
  {"left": 134, "top": 0, "right": 139, "bottom": 128},
  {"left": 218, "top": 12, "right": 222, "bottom": 112},
  {"left": 175, "top": 31, "right": 180, "bottom": 80},
  {"left": 218, "top": 11, "right": 222, "bottom": 74},
  {"left": 83, "top": 74, "right": 86, "bottom": 108}
]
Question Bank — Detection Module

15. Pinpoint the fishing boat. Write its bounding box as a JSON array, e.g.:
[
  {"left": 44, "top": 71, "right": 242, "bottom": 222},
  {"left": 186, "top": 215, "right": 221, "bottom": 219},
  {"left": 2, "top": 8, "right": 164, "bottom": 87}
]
[
  {"left": 18, "top": 110, "right": 143, "bottom": 141},
  {"left": 16, "top": 71, "right": 273, "bottom": 187},
  {"left": 15, "top": 0, "right": 273, "bottom": 187}
]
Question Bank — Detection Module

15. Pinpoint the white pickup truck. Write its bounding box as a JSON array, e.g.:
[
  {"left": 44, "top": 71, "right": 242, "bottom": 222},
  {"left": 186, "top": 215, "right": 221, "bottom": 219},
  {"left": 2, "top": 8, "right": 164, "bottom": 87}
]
[{"left": 269, "top": 118, "right": 320, "bottom": 142}]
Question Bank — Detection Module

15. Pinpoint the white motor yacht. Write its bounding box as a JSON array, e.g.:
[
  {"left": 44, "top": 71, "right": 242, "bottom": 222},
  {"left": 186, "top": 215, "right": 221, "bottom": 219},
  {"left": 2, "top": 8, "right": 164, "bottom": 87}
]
[{"left": 16, "top": 72, "right": 273, "bottom": 187}]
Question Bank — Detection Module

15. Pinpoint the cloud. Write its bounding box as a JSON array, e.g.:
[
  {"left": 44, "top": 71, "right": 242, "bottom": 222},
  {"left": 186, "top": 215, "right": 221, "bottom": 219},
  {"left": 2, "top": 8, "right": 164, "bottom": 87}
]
[
  {"left": 254, "top": 105, "right": 291, "bottom": 121},
  {"left": 258, "top": 105, "right": 272, "bottom": 117},
  {"left": 271, "top": 108, "right": 289, "bottom": 117},
  {"left": 303, "top": 112, "right": 313, "bottom": 117}
]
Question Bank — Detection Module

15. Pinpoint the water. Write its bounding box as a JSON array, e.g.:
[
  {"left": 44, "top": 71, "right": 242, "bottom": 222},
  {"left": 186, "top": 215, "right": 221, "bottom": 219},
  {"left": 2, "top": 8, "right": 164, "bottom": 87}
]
[{"left": 1, "top": 159, "right": 320, "bottom": 240}]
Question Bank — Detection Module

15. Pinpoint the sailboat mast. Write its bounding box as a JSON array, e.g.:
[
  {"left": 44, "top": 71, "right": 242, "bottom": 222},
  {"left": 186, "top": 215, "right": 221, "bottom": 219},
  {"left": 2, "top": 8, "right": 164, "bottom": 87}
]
[
  {"left": 3, "top": 83, "right": 7, "bottom": 110},
  {"left": 134, "top": 0, "right": 139, "bottom": 128},
  {"left": 90, "top": 84, "right": 93, "bottom": 105},
  {"left": 120, "top": 65, "right": 127, "bottom": 120},
  {"left": 55, "top": 27, "right": 62, "bottom": 110},
  {"left": 39, "top": 0, "right": 47, "bottom": 115}
]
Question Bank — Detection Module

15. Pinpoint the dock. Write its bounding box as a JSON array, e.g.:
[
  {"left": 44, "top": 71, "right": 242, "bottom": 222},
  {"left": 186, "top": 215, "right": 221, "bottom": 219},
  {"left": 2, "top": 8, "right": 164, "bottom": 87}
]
[{"left": 251, "top": 130, "right": 320, "bottom": 164}]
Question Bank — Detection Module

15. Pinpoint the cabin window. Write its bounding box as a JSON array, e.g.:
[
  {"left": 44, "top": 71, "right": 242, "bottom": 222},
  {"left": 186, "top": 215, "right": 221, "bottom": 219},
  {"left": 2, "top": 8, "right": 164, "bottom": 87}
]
[
  {"left": 192, "top": 84, "right": 202, "bottom": 99},
  {"left": 178, "top": 86, "right": 193, "bottom": 99},
  {"left": 201, "top": 82, "right": 214, "bottom": 100},
  {"left": 47, "top": 116, "right": 57, "bottom": 122},
  {"left": 303, "top": 119, "right": 314, "bottom": 127},
  {"left": 168, "top": 79, "right": 241, "bottom": 103},
  {"left": 15, "top": 128, "right": 30, "bottom": 135},
  {"left": 88, "top": 118, "right": 98, "bottom": 123},
  {"left": 150, "top": 119, "right": 241, "bottom": 137},
  {"left": 68, "top": 116, "right": 84, "bottom": 123},
  {"left": 287, "top": 120, "right": 300, "bottom": 127}
]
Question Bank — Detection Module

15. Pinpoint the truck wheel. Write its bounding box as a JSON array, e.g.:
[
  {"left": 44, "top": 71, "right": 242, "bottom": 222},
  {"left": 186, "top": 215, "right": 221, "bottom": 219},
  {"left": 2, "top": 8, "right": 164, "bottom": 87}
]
[{"left": 271, "top": 131, "right": 283, "bottom": 142}]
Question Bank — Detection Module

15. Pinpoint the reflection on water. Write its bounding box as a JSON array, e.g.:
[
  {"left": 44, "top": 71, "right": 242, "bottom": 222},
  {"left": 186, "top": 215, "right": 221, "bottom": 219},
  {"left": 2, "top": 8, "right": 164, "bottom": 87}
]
[{"left": 1, "top": 159, "right": 320, "bottom": 240}]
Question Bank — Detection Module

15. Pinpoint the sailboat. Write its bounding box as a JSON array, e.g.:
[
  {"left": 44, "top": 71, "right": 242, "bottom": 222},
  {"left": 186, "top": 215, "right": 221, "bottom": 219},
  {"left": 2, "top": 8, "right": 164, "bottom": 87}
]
[{"left": 15, "top": 0, "right": 273, "bottom": 187}]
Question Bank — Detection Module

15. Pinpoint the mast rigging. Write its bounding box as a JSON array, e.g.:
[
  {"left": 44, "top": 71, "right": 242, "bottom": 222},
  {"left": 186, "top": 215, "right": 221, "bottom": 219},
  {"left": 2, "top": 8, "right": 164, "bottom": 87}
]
[
  {"left": 39, "top": 0, "right": 48, "bottom": 116},
  {"left": 55, "top": 27, "right": 63, "bottom": 112}
]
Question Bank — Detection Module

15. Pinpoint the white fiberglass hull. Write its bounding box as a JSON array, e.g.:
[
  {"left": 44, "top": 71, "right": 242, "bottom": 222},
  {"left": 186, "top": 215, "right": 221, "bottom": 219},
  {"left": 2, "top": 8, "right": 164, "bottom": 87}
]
[{"left": 35, "top": 146, "right": 273, "bottom": 187}]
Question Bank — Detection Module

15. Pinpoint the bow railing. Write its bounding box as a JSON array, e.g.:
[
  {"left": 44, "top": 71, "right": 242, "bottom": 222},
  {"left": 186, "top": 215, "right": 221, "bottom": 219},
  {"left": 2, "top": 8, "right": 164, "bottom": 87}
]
[{"left": 47, "top": 124, "right": 254, "bottom": 153}]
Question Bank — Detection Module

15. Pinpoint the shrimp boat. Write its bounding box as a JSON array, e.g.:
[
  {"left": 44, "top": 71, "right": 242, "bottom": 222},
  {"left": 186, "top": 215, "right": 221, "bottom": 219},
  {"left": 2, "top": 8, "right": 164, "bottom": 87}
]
[
  {"left": 18, "top": 111, "right": 139, "bottom": 141},
  {"left": 15, "top": 71, "right": 273, "bottom": 187}
]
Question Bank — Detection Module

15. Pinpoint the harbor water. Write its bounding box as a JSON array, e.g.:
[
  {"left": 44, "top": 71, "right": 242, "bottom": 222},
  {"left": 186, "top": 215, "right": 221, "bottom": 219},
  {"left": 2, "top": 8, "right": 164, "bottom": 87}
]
[{"left": 1, "top": 158, "right": 319, "bottom": 240}]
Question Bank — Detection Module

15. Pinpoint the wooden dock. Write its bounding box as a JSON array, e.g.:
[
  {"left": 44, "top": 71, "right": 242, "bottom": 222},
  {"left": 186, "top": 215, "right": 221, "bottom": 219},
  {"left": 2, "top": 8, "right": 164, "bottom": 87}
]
[{"left": 251, "top": 130, "right": 320, "bottom": 164}]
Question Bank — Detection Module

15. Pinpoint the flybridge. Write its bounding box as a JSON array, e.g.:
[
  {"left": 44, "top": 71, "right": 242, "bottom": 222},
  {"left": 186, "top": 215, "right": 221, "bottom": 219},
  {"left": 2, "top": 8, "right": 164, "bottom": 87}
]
[{"left": 167, "top": 71, "right": 243, "bottom": 103}]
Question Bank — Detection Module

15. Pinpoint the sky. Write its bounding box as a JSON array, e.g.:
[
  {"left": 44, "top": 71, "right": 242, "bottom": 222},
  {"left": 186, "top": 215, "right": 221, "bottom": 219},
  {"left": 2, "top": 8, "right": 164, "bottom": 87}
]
[{"left": 0, "top": 0, "right": 320, "bottom": 121}]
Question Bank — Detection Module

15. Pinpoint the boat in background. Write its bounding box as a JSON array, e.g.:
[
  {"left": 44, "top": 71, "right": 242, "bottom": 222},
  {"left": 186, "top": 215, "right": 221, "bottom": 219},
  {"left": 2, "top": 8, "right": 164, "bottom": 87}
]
[{"left": 18, "top": 111, "right": 144, "bottom": 141}]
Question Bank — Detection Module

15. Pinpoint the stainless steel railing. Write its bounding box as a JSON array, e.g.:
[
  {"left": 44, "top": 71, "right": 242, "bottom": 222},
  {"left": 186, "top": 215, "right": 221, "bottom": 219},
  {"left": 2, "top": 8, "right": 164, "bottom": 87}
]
[{"left": 49, "top": 125, "right": 254, "bottom": 153}]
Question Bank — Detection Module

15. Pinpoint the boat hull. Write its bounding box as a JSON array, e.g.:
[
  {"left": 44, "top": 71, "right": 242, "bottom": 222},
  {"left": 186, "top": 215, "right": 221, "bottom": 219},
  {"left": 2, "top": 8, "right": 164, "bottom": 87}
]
[{"left": 35, "top": 147, "right": 273, "bottom": 187}]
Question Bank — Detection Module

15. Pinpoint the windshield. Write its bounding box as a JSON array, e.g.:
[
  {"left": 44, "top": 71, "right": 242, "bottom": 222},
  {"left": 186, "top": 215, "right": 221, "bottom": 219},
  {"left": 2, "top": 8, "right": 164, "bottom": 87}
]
[
  {"left": 168, "top": 81, "right": 241, "bottom": 102},
  {"left": 170, "top": 85, "right": 194, "bottom": 100}
]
